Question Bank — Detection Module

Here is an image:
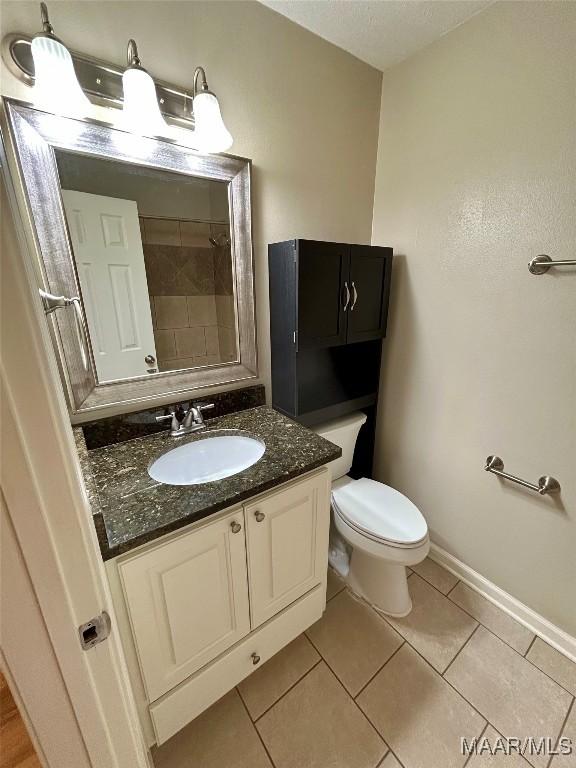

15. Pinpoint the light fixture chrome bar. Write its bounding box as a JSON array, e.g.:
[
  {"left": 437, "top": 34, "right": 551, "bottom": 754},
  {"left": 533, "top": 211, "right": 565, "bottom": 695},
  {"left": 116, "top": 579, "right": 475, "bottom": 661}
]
[
  {"left": 528, "top": 254, "right": 576, "bottom": 275},
  {"left": 485, "top": 455, "right": 561, "bottom": 495},
  {"left": 2, "top": 32, "right": 195, "bottom": 127}
]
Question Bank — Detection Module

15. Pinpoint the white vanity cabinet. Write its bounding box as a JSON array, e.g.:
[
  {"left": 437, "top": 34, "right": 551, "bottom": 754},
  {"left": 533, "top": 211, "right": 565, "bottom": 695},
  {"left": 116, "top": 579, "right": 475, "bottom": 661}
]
[
  {"left": 119, "top": 508, "right": 251, "bottom": 701},
  {"left": 112, "top": 468, "right": 330, "bottom": 746},
  {"left": 245, "top": 476, "right": 328, "bottom": 627}
]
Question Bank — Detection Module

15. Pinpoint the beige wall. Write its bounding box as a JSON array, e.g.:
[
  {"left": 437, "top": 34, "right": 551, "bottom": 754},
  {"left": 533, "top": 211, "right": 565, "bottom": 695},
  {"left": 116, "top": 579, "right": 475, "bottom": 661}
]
[
  {"left": 0, "top": 0, "right": 382, "bottom": 412},
  {"left": 372, "top": 2, "right": 576, "bottom": 635}
]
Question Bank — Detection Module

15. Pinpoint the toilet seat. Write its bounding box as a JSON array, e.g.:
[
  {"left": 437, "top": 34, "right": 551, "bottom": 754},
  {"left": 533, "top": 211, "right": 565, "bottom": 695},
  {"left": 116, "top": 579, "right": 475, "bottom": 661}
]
[{"left": 331, "top": 477, "right": 428, "bottom": 549}]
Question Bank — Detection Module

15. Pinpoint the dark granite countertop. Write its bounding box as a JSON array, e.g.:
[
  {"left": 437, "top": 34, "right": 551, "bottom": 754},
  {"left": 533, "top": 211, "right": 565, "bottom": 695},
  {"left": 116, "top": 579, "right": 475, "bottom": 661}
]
[{"left": 77, "top": 406, "right": 341, "bottom": 560}]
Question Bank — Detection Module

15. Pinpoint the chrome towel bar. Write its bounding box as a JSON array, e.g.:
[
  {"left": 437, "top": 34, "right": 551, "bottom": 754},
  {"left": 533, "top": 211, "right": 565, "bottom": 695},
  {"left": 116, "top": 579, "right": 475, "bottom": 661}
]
[
  {"left": 39, "top": 289, "right": 90, "bottom": 371},
  {"left": 485, "top": 456, "right": 561, "bottom": 495},
  {"left": 528, "top": 254, "right": 576, "bottom": 275}
]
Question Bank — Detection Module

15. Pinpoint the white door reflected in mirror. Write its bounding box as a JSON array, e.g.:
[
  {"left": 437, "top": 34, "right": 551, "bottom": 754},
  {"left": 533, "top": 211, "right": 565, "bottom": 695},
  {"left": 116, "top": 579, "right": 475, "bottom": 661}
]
[{"left": 62, "top": 190, "right": 157, "bottom": 381}]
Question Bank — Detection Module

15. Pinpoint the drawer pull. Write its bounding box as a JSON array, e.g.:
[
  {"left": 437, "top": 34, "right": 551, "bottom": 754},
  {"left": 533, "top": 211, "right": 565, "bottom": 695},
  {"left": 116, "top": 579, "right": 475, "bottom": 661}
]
[
  {"left": 251, "top": 652, "right": 261, "bottom": 665},
  {"left": 230, "top": 521, "right": 242, "bottom": 534},
  {"left": 254, "top": 511, "right": 265, "bottom": 523}
]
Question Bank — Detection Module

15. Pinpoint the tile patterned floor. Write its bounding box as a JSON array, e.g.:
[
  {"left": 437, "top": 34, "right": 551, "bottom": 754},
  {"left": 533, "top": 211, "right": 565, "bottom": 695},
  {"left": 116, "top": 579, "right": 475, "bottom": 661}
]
[{"left": 153, "top": 558, "right": 576, "bottom": 768}]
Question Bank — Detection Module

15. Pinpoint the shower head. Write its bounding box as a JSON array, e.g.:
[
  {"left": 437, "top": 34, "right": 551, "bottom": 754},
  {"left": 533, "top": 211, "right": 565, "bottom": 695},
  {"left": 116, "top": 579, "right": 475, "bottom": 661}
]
[{"left": 209, "top": 233, "right": 231, "bottom": 248}]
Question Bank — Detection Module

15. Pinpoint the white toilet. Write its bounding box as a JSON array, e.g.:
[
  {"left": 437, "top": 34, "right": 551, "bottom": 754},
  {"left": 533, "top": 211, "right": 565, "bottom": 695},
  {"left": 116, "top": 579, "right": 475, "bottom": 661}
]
[{"left": 314, "top": 412, "right": 429, "bottom": 617}]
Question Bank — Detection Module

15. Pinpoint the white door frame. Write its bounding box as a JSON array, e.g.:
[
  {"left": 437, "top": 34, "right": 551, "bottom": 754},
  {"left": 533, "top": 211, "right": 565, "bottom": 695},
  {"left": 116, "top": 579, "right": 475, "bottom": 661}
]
[{"left": 1, "top": 135, "right": 151, "bottom": 768}]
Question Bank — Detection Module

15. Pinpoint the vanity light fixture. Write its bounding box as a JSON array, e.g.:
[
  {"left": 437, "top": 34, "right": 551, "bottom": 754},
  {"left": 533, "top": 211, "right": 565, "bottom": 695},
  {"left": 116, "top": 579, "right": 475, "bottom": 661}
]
[
  {"left": 191, "top": 66, "right": 233, "bottom": 153},
  {"left": 30, "top": 2, "right": 90, "bottom": 117},
  {"left": 121, "top": 39, "right": 168, "bottom": 137},
  {"left": 3, "top": 6, "right": 234, "bottom": 153}
]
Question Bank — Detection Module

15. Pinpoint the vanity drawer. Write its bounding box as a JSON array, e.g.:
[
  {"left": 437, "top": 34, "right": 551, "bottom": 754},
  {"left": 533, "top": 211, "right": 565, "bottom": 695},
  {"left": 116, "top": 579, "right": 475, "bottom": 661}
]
[
  {"left": 244, "top": 469, "right": 330, "bottom": 628},
  {"left": 150, "top": 583, "right": 325, "bottom": 745},
  {"left": 119, "top": 508, "right": 250, "bottom": 702}
]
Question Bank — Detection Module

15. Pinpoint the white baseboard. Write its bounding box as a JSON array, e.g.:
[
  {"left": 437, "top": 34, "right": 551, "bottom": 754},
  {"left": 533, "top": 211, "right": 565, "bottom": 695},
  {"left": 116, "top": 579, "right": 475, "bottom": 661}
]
[{"left": 429, "top": 543, "right": 576, "bottom": 664}]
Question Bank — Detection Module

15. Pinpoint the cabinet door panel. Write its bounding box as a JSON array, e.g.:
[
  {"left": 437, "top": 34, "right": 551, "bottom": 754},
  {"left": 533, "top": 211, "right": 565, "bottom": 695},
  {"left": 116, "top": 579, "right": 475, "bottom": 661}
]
[
  {"left": 297, "top": 240, "right": 349, "bottom": 349},
  {"left": 119, "top": 510, "right": 250, "bottom": 701},
  {"left": 347, "top": 245, "right": 392, "bottom": 343},
  {"left": 245, "top": 471, "right": 330, "bottom": 628}
]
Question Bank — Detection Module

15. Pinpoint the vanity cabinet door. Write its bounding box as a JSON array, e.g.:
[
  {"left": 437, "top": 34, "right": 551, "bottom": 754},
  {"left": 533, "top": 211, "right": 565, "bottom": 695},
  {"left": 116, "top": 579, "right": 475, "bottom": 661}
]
[
  {"left": 119, "top": 509, "right": 250, "bottom": 702},
  {"left": 244, "top": 470, "right": 330, "bottom": 628}
]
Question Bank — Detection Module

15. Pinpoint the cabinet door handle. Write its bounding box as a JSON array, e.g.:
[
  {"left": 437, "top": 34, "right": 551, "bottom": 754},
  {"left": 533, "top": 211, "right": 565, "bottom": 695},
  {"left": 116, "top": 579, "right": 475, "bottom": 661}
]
[
  {"left": 350, "top": 281, "right": 358, "bottom": 311},
  {"left": 342, "top": 281, "right": 350, "bottom": 311},
  {"left": 251, "top": 652, "right": 261, "bottom": 665},
  {"left": 230, "top": 521, "right": 242, "bottom": 534},
  {"left": 254, "top": 511, "right": 265, "bottom": 523}
]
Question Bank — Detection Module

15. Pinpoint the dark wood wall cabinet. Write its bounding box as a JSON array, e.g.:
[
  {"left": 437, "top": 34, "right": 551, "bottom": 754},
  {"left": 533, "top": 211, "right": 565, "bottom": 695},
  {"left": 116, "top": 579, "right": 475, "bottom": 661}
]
[{"left": 268, "top": 239, "right": 392, "bottom": 440}]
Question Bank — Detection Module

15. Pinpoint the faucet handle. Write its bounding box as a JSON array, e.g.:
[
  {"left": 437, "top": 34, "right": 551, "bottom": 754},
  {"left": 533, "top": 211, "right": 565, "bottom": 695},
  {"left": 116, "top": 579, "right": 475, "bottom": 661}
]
[
  {"left": 156, "top": 408, "right": 180, "bottom": 432},
  {"left": 195, "top": 402, "right": 215, "bottom": 413}
]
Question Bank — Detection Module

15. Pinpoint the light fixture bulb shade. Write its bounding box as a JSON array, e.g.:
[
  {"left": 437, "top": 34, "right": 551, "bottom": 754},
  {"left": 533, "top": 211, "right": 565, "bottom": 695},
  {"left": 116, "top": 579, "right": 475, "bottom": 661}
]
[
  {"left": 31, "top": 35, "right": 90, "bottom": 117},
  {"left": 193, "top": 91, "right": 233, "bottom": 153},
  {"left": 121, "top": 67, "right": 168, "bottom": 137}
]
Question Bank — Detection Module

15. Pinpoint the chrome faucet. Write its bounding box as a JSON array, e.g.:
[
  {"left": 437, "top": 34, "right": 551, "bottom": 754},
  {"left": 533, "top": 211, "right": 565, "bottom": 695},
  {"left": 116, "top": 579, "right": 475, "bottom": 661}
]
[{"left": 156, "top": 402, "right": 215, "bottom": 437}]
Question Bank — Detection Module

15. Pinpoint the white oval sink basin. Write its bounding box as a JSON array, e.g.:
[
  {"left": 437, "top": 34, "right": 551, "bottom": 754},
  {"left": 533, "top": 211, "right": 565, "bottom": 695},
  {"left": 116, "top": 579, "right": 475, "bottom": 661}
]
[{"left": 148, "top": 433, "right": 266, "bottom": 486}]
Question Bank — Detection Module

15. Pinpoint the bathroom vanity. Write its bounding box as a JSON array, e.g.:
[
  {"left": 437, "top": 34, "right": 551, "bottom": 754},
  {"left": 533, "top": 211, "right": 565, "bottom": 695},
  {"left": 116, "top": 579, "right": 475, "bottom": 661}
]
[
  {"left": 77, "top": 404, "right": 340, "bottom": 746},
  {"left": 2, "top": 100, "right": 343, "bottom": 751}
]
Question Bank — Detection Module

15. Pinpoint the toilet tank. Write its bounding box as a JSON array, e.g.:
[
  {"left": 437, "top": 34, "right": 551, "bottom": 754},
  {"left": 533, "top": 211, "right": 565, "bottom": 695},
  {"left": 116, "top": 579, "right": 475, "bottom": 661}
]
[{"left": 314, "top": 411, "right": 368, "bottom": 480}]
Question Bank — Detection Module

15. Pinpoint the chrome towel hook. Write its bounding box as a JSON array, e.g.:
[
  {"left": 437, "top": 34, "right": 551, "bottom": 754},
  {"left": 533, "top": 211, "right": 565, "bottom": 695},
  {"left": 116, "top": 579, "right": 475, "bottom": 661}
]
[
  {"left": 528, "top": 254, "right": 576, "bottom": 275},
  {"left": 485, "top": 456, "right": 561, "bottom": 495}
]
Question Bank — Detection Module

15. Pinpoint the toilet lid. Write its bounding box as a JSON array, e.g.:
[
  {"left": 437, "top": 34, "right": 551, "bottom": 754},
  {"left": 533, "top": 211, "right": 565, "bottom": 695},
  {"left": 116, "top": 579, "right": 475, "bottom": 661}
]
[{"left": 331, "top": 478, "right": 427, "bottom": 546}]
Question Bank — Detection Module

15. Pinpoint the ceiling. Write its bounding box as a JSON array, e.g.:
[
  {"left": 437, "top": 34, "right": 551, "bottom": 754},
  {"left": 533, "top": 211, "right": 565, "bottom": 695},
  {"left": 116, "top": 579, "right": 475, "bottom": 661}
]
[{"left": 260, "top": 0, "right": 494, "bottom": 71}]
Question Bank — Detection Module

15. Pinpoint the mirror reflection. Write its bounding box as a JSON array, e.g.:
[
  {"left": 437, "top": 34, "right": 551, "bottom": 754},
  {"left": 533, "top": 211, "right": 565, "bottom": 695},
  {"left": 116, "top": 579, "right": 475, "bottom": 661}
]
[{"left": 55, "top": 151, "right": 237, "bottom": 383}]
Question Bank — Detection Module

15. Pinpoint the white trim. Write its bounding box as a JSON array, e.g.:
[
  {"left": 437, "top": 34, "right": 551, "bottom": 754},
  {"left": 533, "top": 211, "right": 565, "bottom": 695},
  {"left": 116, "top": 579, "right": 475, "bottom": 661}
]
[
  {"left": 429, "top": 543, "right": 576, "bottom": 664},
  {"left": 1, "top": 129, "right": 151, "bottom": 767}
]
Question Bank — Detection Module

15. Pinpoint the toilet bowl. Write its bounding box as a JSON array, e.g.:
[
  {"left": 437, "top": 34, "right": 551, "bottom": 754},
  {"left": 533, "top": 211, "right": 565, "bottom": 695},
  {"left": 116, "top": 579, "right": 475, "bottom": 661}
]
[{"left": 314, "top": 412, "right": 429, "bottom": 617}]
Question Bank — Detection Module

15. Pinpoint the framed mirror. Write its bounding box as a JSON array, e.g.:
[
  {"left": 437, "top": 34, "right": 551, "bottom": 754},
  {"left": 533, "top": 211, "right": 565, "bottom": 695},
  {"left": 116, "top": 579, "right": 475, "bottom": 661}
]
[{"left": 3, "top": 99, "right": 257, "bottom": 417}]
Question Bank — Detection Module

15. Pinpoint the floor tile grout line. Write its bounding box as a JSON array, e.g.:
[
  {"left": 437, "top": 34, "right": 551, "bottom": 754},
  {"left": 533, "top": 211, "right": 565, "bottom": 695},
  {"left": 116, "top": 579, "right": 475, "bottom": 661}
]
[
  {"left": 439, "top": 574, "right": 576, "bottom": 675},
  {"left": 411, "top": 569, "right": 540, "bottom": 660},
  {"left": 524, "top": 660, "right": 576, "bottom": 700},
  {"left": 446, "top": 604, "right": 576, "bottom": 699},
  {"left": 524, "top": 635, "right": 537, "bottom": 658},
  {"left": 235, "top": 686, "right": 277, "bottom": 768},
  {"left": 412, "top": 570, "right": 539, "bottom": 660},
  {"left": 411, "top": 566, "right": 460, "bottom": 597},
  {"left": 374, "top": 593, "right": 480, "bottom": 677},
  {"left": 544, "top": 695, "right": 575, "bottom": 768},
  {"left": 446, "top": 578, "right": 461, "bottom": 598},
  {"left": 326, "top": 584, "right": 345, "bottom": 603},
  {"left": 445, "top": 582, "right": 544, "bottom": 666},
  {"left": 462, "top": 721, "right": 489, "bottom": 768},
  {"left": 401, "top": 635, "right": 489, "bottom": 726},
  {"left": 355, "top": 633, "right": 488, "bottom": 766},
  {"left": 441, "top": 622, "right": 481, "bottom": 678},
  {"left": 251, "top": 656, "right": 323, "bottom": 724},
  {"left": 373, "top": 747, "right": 390, "bottom": 768},
  {"left": 389, "top": 748, "right": 408, "bottom": 768},
  {"left": 440, "top": 575, "right": 576, "bottom": 671},
  {"left": 379, "top": 747, "right": 408, "bottom": 768},
  {"left": 303, "top": 633, "right": 389, "bottom": 754},
  {"left": 353, "top": 640, "right": 407, "bottom": 701},
  {"left": 345, "top": 570, "right": 576, "bottom": 705},
  {"left": 438, "top": 614, "right": 574, "bottom": 712},
  {"left": 307, "top": 585, "right": 406, "bottom": 699},
  {"left": 324, "top": 571, "right": 574, "bottom": 749}
]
